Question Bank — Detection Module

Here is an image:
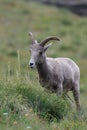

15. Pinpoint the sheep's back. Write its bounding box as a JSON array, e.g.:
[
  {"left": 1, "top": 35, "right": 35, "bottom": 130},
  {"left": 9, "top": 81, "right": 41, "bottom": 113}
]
[{"left": 46, "top": 57, "right": 80, "bottom": 82}]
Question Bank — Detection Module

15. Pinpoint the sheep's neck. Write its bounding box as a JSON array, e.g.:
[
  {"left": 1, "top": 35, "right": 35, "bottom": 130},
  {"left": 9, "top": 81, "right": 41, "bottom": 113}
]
[{"left": 37, "top": 61, "right": 49, "bottom": 79}]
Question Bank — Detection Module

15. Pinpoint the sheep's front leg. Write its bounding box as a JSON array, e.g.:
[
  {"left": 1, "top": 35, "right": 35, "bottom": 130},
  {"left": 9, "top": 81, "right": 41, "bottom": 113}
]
[{"left": 57, "top": 83, "right": 63, "bottom": 96}]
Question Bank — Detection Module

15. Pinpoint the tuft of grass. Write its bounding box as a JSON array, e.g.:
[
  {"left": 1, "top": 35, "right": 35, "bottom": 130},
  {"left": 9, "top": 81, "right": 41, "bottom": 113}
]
[
  {"left": 16, "top": 84, "right": 69, "bottom": 121},
  {"left": 0, "top": 79, "right": 69, "bottom": 122}
]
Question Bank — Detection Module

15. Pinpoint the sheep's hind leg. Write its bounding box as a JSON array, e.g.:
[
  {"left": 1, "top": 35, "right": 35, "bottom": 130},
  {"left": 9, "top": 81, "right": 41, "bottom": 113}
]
[
  {"left": 57, "top": 83, "right": 63, "bottom": 96},
  {"left": 73, "top": 82, "right": 81, "bottom": 110}
]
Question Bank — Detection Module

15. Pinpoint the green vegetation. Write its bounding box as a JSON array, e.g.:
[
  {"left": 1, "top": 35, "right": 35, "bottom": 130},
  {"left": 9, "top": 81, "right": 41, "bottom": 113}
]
[{"left": 0, "top": 0, "right": 87, "bottom": 129}]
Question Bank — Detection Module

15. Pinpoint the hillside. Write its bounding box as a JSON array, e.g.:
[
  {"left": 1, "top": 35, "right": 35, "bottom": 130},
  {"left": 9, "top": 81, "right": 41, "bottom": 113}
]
[{"left": 0, "top": 0, "right": 87, "bottom": 129}]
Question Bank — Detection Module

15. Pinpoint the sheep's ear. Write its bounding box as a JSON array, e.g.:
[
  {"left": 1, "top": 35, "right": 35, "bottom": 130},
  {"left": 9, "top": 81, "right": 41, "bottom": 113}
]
[{"left": 43, "top": 43, "right": 52, "bottom": 52}]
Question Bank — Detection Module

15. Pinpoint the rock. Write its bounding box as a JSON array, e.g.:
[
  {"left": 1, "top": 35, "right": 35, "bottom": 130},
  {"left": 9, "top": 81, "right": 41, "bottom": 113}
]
[{"left": 41, "top": 0, "right": 87, "bottom": 16}]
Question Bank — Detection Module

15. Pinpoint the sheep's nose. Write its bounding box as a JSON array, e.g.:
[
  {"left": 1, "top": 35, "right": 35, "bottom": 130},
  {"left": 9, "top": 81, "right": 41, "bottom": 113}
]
[
  {"left": 30, "top": 63, "right": 34, "bottom": 66},
  {"left": 29, "top": 62, "right": 35, "bottom": 68}
]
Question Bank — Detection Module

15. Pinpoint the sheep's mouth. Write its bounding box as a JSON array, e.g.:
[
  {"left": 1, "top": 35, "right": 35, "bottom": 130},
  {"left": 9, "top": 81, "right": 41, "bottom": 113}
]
[
  {"left": 30, "top": 65, "right": 36, "bottom": 69},
  {"left": 30, "top": 66, "right": 34, "bottom": 69}
]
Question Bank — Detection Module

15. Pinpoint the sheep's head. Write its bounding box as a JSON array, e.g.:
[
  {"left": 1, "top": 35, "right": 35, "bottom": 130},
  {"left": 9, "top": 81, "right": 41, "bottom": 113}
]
[{"left": 29, "top": 32, "right": 60, "bottom": 68}]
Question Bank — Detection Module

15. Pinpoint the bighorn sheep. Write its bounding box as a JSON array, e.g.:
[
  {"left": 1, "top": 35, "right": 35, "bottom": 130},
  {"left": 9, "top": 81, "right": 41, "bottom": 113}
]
[{"left": 28, "top": 32, "right": 80, "bottom": 110}]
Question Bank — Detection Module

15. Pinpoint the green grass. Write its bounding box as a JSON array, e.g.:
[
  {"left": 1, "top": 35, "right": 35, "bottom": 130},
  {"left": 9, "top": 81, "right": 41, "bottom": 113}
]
[{"left": 0, "top": 0, "right": 87, "bottom": 129}]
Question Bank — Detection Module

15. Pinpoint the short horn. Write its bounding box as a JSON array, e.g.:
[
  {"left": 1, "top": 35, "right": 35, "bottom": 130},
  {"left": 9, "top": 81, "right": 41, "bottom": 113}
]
[
  {"left": 40, "top": 36, "right": 60, "bottom": 47},
  {"left": 28, "top": 32, "right": 36, "bottom": 44}
]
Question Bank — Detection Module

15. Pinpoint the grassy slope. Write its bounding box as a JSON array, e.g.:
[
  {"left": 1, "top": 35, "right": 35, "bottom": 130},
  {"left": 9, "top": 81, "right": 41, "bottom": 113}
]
[{"left": 0, "top": 0, "right": 87, "bottom": 129}]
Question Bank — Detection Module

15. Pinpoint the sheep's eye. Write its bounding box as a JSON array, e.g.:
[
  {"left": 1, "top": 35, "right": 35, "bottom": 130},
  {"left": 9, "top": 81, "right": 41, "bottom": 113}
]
[{"left": 39, "top": 51, "right": 42, "bottom": 55}]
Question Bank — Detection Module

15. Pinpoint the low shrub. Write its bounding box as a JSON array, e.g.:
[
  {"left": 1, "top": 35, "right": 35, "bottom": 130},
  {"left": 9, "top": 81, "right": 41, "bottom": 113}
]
[
  {"left": 0, "top": 82, "right": 70, "bottom": 122},
  {"left": 17, "top": 84, "right": 70, "bottom": 121}
]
